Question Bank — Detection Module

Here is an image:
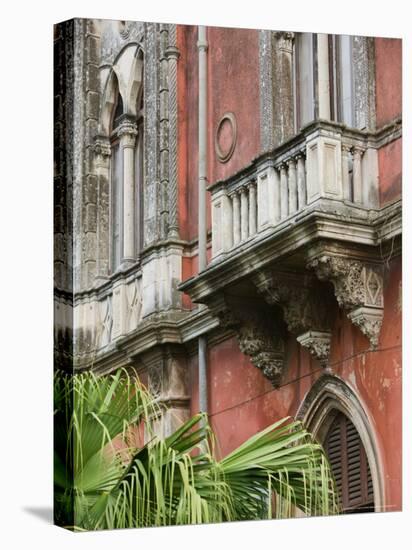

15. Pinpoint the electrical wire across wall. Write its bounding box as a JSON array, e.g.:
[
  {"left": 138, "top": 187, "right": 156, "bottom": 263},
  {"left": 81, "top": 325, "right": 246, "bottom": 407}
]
[{"left": 207, "top": 343, "right": 402, "bottom": 419}]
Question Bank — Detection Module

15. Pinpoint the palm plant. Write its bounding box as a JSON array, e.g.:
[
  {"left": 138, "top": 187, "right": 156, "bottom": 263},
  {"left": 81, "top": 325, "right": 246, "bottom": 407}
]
[{"left": 54, "top": 369, "right": 339, "bottom": 531}]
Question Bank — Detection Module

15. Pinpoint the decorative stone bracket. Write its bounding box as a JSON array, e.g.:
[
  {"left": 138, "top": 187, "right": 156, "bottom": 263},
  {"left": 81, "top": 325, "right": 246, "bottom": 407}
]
[
  {"left": 308, "top": 254, "right": 384, "bottom": 348},
  {"left": 253, "top": 270, "right": 333, "bottom": 368},
  {"left": 208, "top": 295, "right": 286, "bottom": 388}
]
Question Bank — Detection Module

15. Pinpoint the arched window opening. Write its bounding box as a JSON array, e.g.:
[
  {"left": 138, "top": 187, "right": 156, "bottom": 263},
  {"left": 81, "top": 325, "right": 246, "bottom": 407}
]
[
  {"left": 325, "top": 411, "right": 374, "bottom": 513},
  {"left": 106, "top": 59, "right": 144, "bottom": 274}
]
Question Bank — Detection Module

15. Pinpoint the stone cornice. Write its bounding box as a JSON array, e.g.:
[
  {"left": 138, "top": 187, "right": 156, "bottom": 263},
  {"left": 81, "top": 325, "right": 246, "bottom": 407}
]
[{"left": 178, "top": 199, "right": 401, "bottom": 305}]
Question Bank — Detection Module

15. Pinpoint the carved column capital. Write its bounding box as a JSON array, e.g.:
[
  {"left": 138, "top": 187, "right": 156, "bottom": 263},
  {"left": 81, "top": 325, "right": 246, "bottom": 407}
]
[{"left": 118, "top": 120, "right": 138, "bottom": 147}]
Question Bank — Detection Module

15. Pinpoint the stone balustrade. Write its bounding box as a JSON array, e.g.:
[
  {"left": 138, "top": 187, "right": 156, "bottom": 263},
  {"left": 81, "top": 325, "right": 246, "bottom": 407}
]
[{"left": 209, "top": 122, "right": 379, "bottom": 260}]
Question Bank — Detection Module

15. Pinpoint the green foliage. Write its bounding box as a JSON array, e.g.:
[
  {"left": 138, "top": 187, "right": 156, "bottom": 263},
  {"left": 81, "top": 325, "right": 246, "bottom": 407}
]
[{"left": 54, "top": 369, "right": 339, "bottom": 530}]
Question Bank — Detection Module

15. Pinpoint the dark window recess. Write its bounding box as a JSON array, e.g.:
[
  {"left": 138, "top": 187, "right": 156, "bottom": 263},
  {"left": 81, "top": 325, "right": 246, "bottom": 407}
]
[
  {"left": 113, "top": 92, "right": 124, "bottom": 129},
  {"left": 325, "top": 412, "right": 374, "bottom": 513}
]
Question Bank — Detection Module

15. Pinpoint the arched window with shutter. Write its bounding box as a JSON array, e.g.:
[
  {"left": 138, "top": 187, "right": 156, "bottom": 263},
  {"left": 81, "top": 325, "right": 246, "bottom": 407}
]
[
  {"left": 325, "top": 411, "right": 374, "bottom": 513},
  {"left": 297, "top": 375, "right": 385, "bottom": 514}
]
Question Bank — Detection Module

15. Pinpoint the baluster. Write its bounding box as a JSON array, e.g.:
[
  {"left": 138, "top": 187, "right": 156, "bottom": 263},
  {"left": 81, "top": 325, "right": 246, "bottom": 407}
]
[
  {"left": 287, "top": 158, "right": 298, "bottom": 214},
  {"left": 352, "top": 147, "right": 364, "bottom": 205},
  {"left": 342, "top": 145, "right": 351, "bottom": 201},
  {"left": 273, "top": 166, "right": 281, "bottom": 223},
  {"left": 296, "top": 153, "right": 306, "bottom": 209},
  {"left": 249, "top": 181, "right": 257, "bottom": 236},
  {"left": 232, "top": 192, "right": 241, "bottom": 245},
  {"left": 240, "top": 186, "right": 249, "bottom": 241},
  {"left": 280, "top": 163, "right": 289, "bottom": 219}
]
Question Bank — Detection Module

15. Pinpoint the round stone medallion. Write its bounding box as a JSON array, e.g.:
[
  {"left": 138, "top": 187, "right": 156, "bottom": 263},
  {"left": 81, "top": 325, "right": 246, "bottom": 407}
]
[{"left": 215, "top": 112, "right": 237, "bottom": 163}]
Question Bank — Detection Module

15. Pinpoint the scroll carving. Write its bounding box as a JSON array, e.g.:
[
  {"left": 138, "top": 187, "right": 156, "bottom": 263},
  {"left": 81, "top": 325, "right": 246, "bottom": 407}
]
[
  {"left": 309, "top": 254, "right": 384, "bottom": 348},
  {"left": 254, "top": 271, "right": 333, "bottom": 367},
  {"left": 210, "top": 295, "right": 285, "bottom": 388}
]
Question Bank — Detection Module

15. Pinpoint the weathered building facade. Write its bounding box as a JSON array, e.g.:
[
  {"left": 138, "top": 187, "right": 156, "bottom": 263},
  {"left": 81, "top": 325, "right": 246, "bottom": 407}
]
[{"left": 54, "top": 19, "right": 402, "bottom": 513}]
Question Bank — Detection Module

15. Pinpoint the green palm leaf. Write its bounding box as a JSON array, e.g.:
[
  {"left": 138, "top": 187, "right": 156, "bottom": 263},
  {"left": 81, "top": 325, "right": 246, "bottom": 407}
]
[{"left": 54, "top": 369, "right": 339, "bottom": 530}]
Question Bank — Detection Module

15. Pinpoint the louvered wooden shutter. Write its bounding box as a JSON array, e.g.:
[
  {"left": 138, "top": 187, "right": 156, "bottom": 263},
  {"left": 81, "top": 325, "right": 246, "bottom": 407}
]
[{"left": 325, "top": 412, "right": 374, "bottom": 513}]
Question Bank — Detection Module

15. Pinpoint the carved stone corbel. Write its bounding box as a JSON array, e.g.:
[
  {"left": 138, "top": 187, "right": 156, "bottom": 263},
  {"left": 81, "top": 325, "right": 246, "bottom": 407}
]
[
  {"left": 253, "top": 270, "right": 333, "bottom": 368},
  {"left": 296, "top": 331, "right": 331, "bottom": 369},
  {"left": 208, "top": 295, "right": 285, "bottom": 388},
  {"left": 308, "top": 254, "right": 384, "bottom": 348}
]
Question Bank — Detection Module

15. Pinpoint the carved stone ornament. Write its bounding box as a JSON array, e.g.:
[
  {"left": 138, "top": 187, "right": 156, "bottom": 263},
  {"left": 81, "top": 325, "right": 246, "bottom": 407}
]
[
  {"left": 254, "top": 270, "right": 333, "bottom": 365},
  {"left": 148, "top": 362, "right": 163, "bottom": 397},
  {"left": 296, "top": 331, "right": 332, "bottom": 369},
  {"left": 208, "top": 295, "right": 285, "bottom": 388},
  {"left": 237, "top": 318, "right": 285, "bottom": 388},
  {"left": 215, "top": 112, "right": 237, "bottom": 163},
  {"left": 274, "top": 31, "right": 295, "bottom": 53},
  {"left": 347, "top": 307, "right": 383, "bottom": 349},
  {"left": 94, "top": 136, "right": 111, "bottom": 158},
  {"left": 308, "top": 255, "right": 365, "bottom": 309},
  {"left": 309, "top": 254, "right": 384, "bottom": 348}
]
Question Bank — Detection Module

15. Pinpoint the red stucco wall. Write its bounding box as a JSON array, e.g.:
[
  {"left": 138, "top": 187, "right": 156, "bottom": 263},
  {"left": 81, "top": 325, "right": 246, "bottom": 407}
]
[
  {"left": 375, "top": 37, "right": 402, "bottom": 128},
  {"left": 180, "top": 29, "right": 402, "bottom": 513},
  {"left": 188, "top": 257, "right": 402, "bottom": 511},
  {"left": 177, "top": 25, "right": 261, "bottom": 282}
]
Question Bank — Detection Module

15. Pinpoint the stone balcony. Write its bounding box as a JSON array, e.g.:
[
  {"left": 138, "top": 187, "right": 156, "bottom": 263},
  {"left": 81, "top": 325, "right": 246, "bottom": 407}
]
[{"left": 180, "top": 119, "right": 401, "bottom": 387}]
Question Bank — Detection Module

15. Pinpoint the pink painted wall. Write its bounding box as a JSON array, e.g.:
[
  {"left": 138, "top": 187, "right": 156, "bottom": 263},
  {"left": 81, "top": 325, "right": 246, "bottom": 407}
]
[{"left": 188, "top": 257, "right": 402, "bottom": 511}]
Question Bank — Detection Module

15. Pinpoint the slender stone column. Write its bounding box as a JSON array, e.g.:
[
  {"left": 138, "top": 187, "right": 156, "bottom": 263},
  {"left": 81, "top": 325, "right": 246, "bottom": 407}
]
[
  {"left": 232, "top": 192, "right": 241, "bottom": 245},
  {"left": 240, "top": 187, "right": 249, "bottom": 241},
  {"left": 317, "top": 34, "right": 331, "bottom": 120},
  {"left": 352, "top": 147, "right": 364, "bottom": 205},
  {"left": 118, "top": 120, "right": 138, "bottom": 264},
  {"left": 296, "top": 153, "right": 306, "bottom": 209},
  {"left": 249, "top": 182, "right": 257, "bottom": 236},
  {"left": 287, "top": 158, "right": 298, "bottom": 214},
  {"left": 280, "top": 164, "right": 289, "bottom": 219}
]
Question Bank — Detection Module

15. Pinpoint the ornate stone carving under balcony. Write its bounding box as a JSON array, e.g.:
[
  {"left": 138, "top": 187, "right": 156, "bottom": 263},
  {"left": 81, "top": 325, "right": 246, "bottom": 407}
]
[
  {"left": 308, "top": 250, "right": 384, "bottom": 348},
  {"left": 254, "top": 270, "right": 334, "bottom": 367},
  {"left": 179, "top": 119, "right": 401, "bottom": 382},
  {"left": 208, "top": 295, "right": 286, "bottom": 387}
]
